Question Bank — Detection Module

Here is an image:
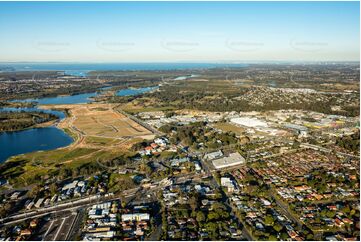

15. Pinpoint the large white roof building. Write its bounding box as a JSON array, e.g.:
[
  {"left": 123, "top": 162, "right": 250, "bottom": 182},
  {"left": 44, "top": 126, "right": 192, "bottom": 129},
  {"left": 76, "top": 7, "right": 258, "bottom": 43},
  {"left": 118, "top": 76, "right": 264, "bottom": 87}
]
[
  {"left": 212, "top": 152, "right": 245, "bottom": 169},
  {"left": 230, "top": 117, "right": 268, "bottom": 128}
]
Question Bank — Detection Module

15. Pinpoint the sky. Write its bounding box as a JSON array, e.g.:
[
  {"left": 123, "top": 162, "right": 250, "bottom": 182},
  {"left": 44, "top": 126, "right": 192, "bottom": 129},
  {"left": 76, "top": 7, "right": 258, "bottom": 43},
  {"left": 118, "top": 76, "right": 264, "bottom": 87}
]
[{"left": 0, "top": 1, "right": 359, "bottom": 62}]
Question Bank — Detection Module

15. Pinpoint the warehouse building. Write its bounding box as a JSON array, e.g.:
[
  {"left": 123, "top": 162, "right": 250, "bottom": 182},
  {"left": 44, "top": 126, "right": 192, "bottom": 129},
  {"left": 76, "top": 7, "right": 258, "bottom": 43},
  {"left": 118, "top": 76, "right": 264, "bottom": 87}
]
[{"left": 212, "top": 152, "right": 245, "bottom": 169}]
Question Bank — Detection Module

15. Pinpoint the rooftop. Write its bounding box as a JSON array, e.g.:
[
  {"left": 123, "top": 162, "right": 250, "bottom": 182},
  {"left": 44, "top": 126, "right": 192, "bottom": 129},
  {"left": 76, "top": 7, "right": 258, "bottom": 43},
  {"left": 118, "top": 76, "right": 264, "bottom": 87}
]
[{"left": 212, "top": 152, "right": 245, "bottom": 169}]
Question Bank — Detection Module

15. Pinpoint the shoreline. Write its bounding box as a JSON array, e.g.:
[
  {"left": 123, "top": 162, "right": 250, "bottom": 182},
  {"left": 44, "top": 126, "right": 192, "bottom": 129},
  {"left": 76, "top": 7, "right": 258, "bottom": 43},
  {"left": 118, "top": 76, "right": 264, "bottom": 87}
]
[
  {"left": 0, "top": 107, "right": 76, "bottom": 164},
  {"left": 0, "top": 117, "right": 59, "bottom": 133}
]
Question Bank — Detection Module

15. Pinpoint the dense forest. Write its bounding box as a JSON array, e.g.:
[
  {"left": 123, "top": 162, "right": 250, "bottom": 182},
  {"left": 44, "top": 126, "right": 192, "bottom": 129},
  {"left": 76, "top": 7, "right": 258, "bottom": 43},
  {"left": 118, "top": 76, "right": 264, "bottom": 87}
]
[
  {"left": 336, "top": 131, "right": 360, "bottom": 153},
  {"left": 142, "top": 86, "right": 360, "bottom": 117},
  {"left": 159, "top": 121, "right": 238, "bottom": 149},
  {"left": 0, "top": 101, "right": 36, "bottom": 108},
  {"left": 0, "top": 111, "right": 58, "bottom": 132}
]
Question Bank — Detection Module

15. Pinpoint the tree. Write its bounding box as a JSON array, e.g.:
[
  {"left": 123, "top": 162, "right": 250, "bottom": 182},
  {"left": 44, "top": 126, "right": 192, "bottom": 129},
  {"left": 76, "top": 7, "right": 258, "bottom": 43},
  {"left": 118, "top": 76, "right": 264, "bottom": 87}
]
[
  {"left": 265, "top": 214, "right": 274, "bottom": 226},
  {"left": 189, "top": 196, "right": 198, "bottom": 211},
  {"left": 205, "top": 222, "right": 218, "bottom": 238},
  {"left": 306, "top": 233, "right": 314, "bottom": 240},
  {"left": 165, "top": 111, "right": 175, "bottom": 118},
  {"left": 273, "top": 223, "right": 283, "bottom": 233},
  {"left": 207, "top": 212, "right": 220, "bottom": 221},
  {"left": 326, "top": 210, "right": 336, "bottom": 218},
  {"left": 342, "top": 205, "right": 351, "bottom": 215},
  {"left": 59, "top": 168, "right": 72, "bottom": 179},
  {"left": 139, "top": 162, "right": 153, "bottom": 174},
  {"left": 28, "top": 185, "right": 41, "bottom": 198},
  {"left": 196, "top": 211, "right": 206, "bottom": 223},
  {"left": 49, "top": 183, "right": 58, "bottom": 196},
  {"left": 280, "top": 232, "right": 288, "bottom": 240},
  {"left": 121, "top": 199, "right": 127, "bottom": 209},
  {"left": 0, "top": 203, "right": 12, "bottom": 218},
  {"left": 212, "top": 202, "right": 226, "bottom": 212},
  {"left": 268, "top": 235, "right": 277, "bottom": 241}
]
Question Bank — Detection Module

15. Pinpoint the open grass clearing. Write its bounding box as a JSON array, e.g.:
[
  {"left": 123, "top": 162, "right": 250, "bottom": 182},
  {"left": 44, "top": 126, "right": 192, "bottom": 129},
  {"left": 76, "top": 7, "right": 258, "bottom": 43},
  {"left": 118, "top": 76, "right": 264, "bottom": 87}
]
[{"left": 213, "top": 122, "right": 246, "bottom": 136}]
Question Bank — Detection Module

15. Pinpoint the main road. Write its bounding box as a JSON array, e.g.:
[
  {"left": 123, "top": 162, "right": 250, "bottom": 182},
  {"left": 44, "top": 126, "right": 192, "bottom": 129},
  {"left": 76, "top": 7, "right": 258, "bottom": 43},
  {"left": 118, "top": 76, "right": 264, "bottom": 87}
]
[
  {"left": 0, "top": 171, "right": 200, "bottom": 227},
  {"left": 0, "top": 187, "right": 139, "bottom": 226},
  {"left": 115, "top": 107, "right": 164, "bottom": 136}
]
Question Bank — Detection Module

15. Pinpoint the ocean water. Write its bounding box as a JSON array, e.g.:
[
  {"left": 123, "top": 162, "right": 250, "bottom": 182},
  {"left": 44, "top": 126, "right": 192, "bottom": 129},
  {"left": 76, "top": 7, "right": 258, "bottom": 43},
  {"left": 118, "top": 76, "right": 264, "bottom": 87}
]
[{"left": 0, "top": 62, "right": 247, "bottom": 76}]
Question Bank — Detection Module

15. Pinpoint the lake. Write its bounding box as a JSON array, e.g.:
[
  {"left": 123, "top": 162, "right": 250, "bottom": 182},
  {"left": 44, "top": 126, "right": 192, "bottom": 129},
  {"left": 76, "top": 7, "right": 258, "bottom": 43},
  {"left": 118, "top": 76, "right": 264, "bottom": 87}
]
[
  {"left": 115, "top": 86, "right": 158, "bottom": 96},
  {"left": 13, "top": 92, "right": 99, "bottom": 105},
  {"left": 0, "top": 85, "right": 157, "bottom": 163},
  {"left": 0, "top": 127, "right": 73, "bottom": 163},
  {"left": 13, "top": 86, "right": 156, "bottom": 105}
]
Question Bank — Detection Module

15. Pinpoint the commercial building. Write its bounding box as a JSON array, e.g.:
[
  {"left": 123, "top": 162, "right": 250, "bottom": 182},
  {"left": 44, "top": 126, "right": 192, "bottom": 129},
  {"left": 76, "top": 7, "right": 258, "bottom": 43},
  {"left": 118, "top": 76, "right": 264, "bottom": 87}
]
[
  {"left": 284, "top": 123, "right": 308, "bottom": 137},
  {"left": 34, "top": 198, "right": 45, "bottom": 208},
  {"left": 212, "top": 152, "right": 245, "bottom": 169},
  {"left": 121, "top": 213, "right": 150, "bottom": 222},
  {"left": 221, "top": 177, "right": 239, "bottom": 193},
  {"left": 230, "top": 117, "right": 268, "bottom": 128},
  {"left": 204, "top": 150, "right": 223, "bottom": 160}
]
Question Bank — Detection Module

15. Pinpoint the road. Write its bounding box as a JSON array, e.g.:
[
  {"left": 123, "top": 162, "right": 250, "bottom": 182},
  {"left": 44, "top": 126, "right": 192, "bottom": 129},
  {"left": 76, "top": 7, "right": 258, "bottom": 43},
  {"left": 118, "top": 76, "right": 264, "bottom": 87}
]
[
  {"left": 271, "top": 192, "right": 323, "bottom": 240},
  {"left": 147, "top": 223, "right": 162, "bottom": 241},
  {"left": 198, "top": 157, "right": 254, "bottom": 241},
  {"left": 0, "top": 188, "right": 138, "bottom": 226},
  {"left": 116, "top": 108, "right": 163, "bottom": 136},
  {"left": 145, "top": 201, "right": 162, "bottom": 241},
  {"left": 65, "top": 209, "right": 84, "bottom": 240},
  {"left": 300, "top": 143, "right": 359, "bottom": 159},
  {"left": 0, "top": 170, "right": 201, "bottom": 226},
  {"left": 268, "top": 188, "right": 304, "bottom": 231}
]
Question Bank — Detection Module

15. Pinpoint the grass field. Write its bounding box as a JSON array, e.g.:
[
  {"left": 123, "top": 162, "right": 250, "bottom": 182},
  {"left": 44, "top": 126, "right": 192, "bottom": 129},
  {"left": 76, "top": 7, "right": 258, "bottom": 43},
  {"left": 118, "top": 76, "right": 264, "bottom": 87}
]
[
  {"left": 4, "top": 146, "right": 137, "bottom": 187},
  {"left": 213, "top": 122, "right": 246, "bottom": 136},
  {"left": 118, "top": 96, "right": 177, "bottom": 114},
  {"left": 3, "top": 147, "right": 97, "bottom": 186}
]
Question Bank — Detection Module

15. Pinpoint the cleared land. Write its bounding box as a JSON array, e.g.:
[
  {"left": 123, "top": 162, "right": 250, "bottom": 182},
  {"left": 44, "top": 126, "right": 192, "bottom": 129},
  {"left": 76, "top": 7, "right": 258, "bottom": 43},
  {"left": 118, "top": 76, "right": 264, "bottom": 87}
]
[
  {"left": 69, "top": 104, "right": 153, "bottom": 138},
  {"left": 42, "top": 103, "right": 154, "bottom": 150},
  {"left": 213, "top": 122, "right": 245, "bottom": 136}
]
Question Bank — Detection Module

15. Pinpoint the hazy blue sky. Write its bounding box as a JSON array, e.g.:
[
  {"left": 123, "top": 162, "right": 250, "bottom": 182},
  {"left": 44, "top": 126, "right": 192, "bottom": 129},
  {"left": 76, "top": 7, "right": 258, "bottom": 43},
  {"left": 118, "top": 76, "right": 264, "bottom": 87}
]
[{"left": 0, "top": 1, "right": 359, "bottom": 62}]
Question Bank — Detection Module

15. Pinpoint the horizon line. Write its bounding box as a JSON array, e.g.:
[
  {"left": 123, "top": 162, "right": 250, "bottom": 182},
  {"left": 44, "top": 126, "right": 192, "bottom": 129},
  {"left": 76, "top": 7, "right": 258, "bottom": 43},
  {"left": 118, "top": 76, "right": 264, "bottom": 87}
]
[{"left": 0, "top": 60, "right": 359, "bottom": 64}]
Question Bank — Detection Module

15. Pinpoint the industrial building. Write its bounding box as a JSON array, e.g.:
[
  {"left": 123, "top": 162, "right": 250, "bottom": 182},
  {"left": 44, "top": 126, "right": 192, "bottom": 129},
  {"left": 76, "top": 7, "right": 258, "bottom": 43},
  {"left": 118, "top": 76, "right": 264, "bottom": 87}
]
[
  {"left": 212, "top": 152, "right": 245, "bottom": 169},
  {"left": 230, "top": 117, "right": 268, "bottom": 128}
]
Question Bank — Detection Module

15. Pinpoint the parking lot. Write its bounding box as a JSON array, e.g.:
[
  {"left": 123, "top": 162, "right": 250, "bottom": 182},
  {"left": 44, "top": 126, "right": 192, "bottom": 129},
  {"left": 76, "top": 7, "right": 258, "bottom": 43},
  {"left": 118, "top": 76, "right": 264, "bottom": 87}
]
[{"left": 35, "top": 211, "right": 78, "bottom": 241}]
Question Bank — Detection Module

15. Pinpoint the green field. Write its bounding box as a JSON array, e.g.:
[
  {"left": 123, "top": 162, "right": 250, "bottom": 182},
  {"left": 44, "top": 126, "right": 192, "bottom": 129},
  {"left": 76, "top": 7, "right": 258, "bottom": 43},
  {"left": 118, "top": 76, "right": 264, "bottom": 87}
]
[
  {"left": 213, "top": 122, "right": 245, "bottom": 136},
  {"left": 1, "top": 146, "right": 135, "bottom": 188}
]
